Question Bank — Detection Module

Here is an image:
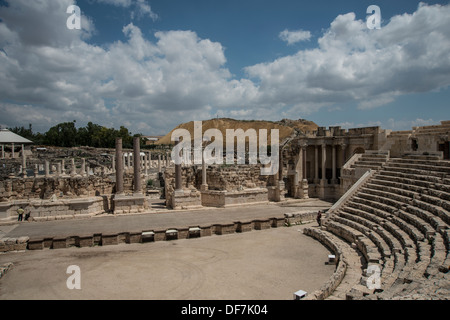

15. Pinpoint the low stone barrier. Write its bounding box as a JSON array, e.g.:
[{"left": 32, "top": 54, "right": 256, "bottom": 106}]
[{"left": 1, "top": 215, "right": 294, "bottom": 252}]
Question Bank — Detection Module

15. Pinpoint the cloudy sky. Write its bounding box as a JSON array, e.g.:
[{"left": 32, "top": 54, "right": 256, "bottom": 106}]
[{"left": 0, "top": 0, "right": 449, "bottom": 135}]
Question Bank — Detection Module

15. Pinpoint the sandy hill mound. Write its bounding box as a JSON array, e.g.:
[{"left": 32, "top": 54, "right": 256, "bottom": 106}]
[{"left": 156, "top": 118, "right": 318, "bottom": 146}]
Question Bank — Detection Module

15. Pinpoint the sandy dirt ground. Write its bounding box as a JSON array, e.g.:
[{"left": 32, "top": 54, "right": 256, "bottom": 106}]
[{"left": 0, "top": 224, "right": 335, "bottom": 300}]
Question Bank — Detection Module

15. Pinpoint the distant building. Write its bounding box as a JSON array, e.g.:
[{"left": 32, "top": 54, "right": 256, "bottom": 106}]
[
  {"left": 143, "top": 136, "right": 163, "bottom": 145},
  {"left": 0, "top": 128, "right": 33, "bottom": 159}
]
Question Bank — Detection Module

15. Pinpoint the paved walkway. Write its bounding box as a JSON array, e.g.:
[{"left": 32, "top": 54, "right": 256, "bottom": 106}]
[{"left": 1, "top": 199, "right": 332, "bottom": 240}]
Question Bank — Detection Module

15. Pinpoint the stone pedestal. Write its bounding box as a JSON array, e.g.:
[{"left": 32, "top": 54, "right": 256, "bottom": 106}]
[
  {"left": 169, "top": 189, "right": 202, "bottom": 210},
  {"left": 112, "top": 194, "right": 148, "bottom": 214}
]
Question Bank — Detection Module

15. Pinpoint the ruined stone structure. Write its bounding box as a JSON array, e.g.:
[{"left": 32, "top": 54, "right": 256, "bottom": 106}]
[{"left": 0, "top": 119, "right": 449, "bottom": 300}]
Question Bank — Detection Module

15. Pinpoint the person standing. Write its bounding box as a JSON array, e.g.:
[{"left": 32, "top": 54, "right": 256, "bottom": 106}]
[
  {"left": 317, "top": 211, "right": 322, "bottom": 227},
  {"left": 17, "top": 206, "right": 24, "bottom": 221}
]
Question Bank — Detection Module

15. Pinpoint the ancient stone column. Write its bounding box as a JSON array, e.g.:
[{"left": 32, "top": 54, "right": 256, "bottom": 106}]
[
  {"left": 81, "top": 158, "right": 86, "bottom": 177},
  {"left": 115, "top": 138, "right": 124, "bottom": 195},
  {"left": 341, "top": 143, "right": 347, "bottom": 166},
  {"left": 61, "top": 159, "right": 65, "bottom": 175},
  {"left": 133, "top": 137, "right": 142, "bottom": 194},
  {"left": 1, "top": 145, "right": 4, "bottom": 159},
  {"left": 201, "top": 150, "right": 208, "bottom": 191},
  {"left": 175, "top": 140, "right": 182, "bottom": 191},
  {"left": 314, "top": 145, "right": 319, "bottom": 184},
  {"left": 45, "top": 160, "right": 50, "bottom": 177},
  {"left": 166, "top": 151, "right": 170, "bottom": 167},
  {"left": 302, "top": 147, "right": 307, "bottom": 181},
  {"left": 11, "top": 143, "right": 14, "bottom": 158},
  {"left": 70, "top": 158, "right": 76, "bottom": 176},
  {"left": 321, "top": 144, "right": 327, "bottom": 185},
  {"left": 34, "top": 164, "right": 38, "bottom": 177},
  {"left": 112, "top": 155, "right": 115, "bottom": 174},
  {"left": 331, "top": 144, "right": 337, "bottom": 184},
  {"left": 278, "top": 148, "right": 283, "bottom": 183},
  {"left": 57, "top": 163, "right": 62, "bottom": 176},
  {"left": 158, "top": 154, "right": 161, "bottom": 172},
  {"left": 21, "top": 144, "right": 26, "bottom": 175}
]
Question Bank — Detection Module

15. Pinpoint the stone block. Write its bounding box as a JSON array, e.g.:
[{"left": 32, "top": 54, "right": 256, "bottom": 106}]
[
  {"left": 66, "top": 236, "right": 78, "bottom": 247},
  {"left": 178, "top": 227, "right": 189, "bottom": 239},
  {"left": 200, "top": 225, "right": 212, "bottom": 237},
  {"left": 102, "top": 233, "right": 118, "bottom": 246},
  {"left": 43, "top": 238, "right": 53, "bottom": 248},
  {"left": 271, "top": 217, "right": 285, "bottom": 228},
  {"left": 214, "top": 223, "right": 234, "bottom": 235},
  {"left": 52, "top": 237, "right": 68, "bottom": 249},
  {"left": 253, "top": 219, "right": 271, "bottom": 230},
  {"left": 154, "top": 230, "right": 166, "bottom": 241},
  {"left": 128, "top": 231, "right": 142, "bottom": 243},
  {"left": 117, "top": 232, "right": 128, "bottom": 244},
  {"left": 235, "top": 221, "right": 252, "bottom": 233},
  {"left": 28, "top": 238, "right": 44, "bottom": 250},
  {"left": 77, "top": 235, "right": 94, "bottom": 247}
]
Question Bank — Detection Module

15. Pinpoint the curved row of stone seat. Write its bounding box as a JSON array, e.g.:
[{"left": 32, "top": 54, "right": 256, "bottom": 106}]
[
  {"left": 367, "top": 167, "right": 450, "bottom": 276},
  {"left": 331, "top": 210, "right": 409, "bottom": 290},
  {"left": 361, "top": 184, "right": 445, "bottom": 235},
  {"left": 384, "top": 159, "right": 450, "bottom": 175},
  {"left": 388, "top": 158, "right": 450, "bottom": 173},
  {"left": 353, "top": 190, "right": 449, "bottom": 280},
  {"left": 302, "top": 227, "right": 364, "bottom": 300},
  {"left": 327, "top": 214, "right": 394, "bottom": 289},
  {"left": 343, "top": 200, "right": 423, "bottom": 285},
  {"left": 369, "top": 176, "right": 450, "bottom": 226}
]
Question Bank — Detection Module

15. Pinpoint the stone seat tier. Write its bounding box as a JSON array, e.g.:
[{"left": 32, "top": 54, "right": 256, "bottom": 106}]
[
  {"left": 370, "top": 176, "right": 450, "bottom": 205},
  {"left": 350, "top": 164, "right": 383, "bottom": 170},
  {"left": 302, "top": 227, "right": 364, "bottom": 300},
  {"left": 324, "top": 220, "right": 382, "bottom": 297},
  {"left": 343, "top": 199, "right": 437, "bottom": 291},
  {"left": 390, "top": 158, "right": 450, "bottom": 168},
  {"left": 344, "top": 201, "right": 418, "bottom": 265},
  {"left": 351, "top": 194, "right": 449, "bottom": 273},
  {"left": 386, "top": 161, "right": 450, "bottom": 174},
  {"left": 377, "top": 169, "right": 443, "bottom": 185},
  {"left": 336, "top": 212, "right": 401, "bottom": 290},
  {"left": 383, "top": 164, "right": 450, "bottom": 178},
  {"left": 330, "top": 213, "right": 395, "bottom": 288},
  {"left": 363, "top": 182, "right": 448, "bottom": 233},
  {"left": 361, "top": 181, "right": 450, "bottom": 225},
  {"left": 355, "top": 190, "right": 427, "bottom": 244}
]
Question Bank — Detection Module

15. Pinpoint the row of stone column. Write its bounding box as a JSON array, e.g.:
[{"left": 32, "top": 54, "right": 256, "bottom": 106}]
[
  {"left": 115, "top": 137, "right": 150, "bottom": 195},
  {"left": 1, "top": 143, "right": 23, "bottom": 159},
  {"left": 28, "top": 158, "right": 93, "bottom": 178},
  {"left": 312, "top": 143, "right": 346, "bottom": 185},
  {"left": 121, "top": 151, "right": 171, "bottom": 173}
]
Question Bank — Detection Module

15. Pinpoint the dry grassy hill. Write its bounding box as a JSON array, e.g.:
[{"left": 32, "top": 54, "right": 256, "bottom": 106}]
[{"left": 156, "top": 118, "right": 318, "bottom": 146}]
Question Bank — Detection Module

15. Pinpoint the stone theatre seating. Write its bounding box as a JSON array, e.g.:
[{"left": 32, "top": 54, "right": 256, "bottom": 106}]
[{"left": 304, "top": 154, "right": 450, "bottom": 300}]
